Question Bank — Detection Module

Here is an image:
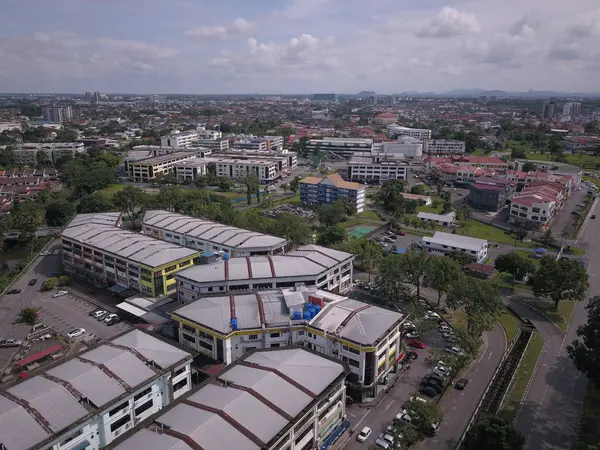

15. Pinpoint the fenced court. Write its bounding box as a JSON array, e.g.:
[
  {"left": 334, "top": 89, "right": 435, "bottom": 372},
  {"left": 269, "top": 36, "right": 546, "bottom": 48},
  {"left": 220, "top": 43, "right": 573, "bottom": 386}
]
[{"left": 347, "top": 225, "right": 377, "bottom": 238}]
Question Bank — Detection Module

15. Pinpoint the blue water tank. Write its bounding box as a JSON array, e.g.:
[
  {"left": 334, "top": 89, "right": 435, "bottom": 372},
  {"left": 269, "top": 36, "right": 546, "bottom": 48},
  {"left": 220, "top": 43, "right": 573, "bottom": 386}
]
[
  {"left": 223, "top": 253, "right": 230, "bottom": 260},
  {"left": 313, "top": 305, "right": 321, "bottom": 313},
  {"left": 293, "top": 311, "right": 302, "bottom": 320},
  {"left": 303, "top": 311, "right": 312, "bottom": 320},
  {"left": 231, "top": 318, "right": 238, "bottom": 330}
]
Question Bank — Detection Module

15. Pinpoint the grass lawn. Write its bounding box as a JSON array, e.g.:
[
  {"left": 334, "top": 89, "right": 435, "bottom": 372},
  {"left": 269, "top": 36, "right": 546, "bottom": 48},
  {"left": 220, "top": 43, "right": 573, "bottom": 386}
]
[
  {"left": 357, "top": 209, "right": 382, "bottom": 220},
  {"left": 495, "top": 273, "right": 535, "bottom": 294},
  {"left": 575, "top": 382, "right": 600, "bottom": 450},
  {"left": 97, "top": 184, "right": 127, "bottom": 197},
  {"left": 583, "top": 175, "right": 600, "bottom": 188},
  {"left": 339, "top": 216, "right": 385, "bottom": 230},
  {"left": 457, "top": 220, "right": 536, "bottom": 247},
  {"left": 525, "top": 299, "right": 577, "bottom": 332},
  {"left": 569, "top": 246, "right": 586, "bottom": 256},
  {"left": 526, "top": 153, "right": 600, "bottom": 169},
  {"left": 416, "top": 203, "right": 444, "bottom": 214},
  {"left": 501, "top": 332, "right": 545, "bottom": 421},
  {"left": 214, "top": 190, "right": 245, "bottom": 199},
  {"left": 442, "top": 309, "right": 468, "bottom": 331},
  {"left": 515, "top": 250, "right": 541, "bottom": 267},
  {"left": 497, "top": 310, "right": 521, "bottom": 343}
]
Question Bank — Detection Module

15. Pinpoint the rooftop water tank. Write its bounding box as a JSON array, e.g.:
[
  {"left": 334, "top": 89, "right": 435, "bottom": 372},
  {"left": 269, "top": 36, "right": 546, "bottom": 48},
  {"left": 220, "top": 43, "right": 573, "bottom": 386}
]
[
  {"left": 293, "top": 311, "right": 302, "bottom": 320},
  {"left": 231, "top": 318, "right": 238, "bottom": 330},
  {"left": 303, "top": 311, "right": 312, "bottom": 321},
  {"left": 223, "top": 253, "right": 230, "bottom": 260}
]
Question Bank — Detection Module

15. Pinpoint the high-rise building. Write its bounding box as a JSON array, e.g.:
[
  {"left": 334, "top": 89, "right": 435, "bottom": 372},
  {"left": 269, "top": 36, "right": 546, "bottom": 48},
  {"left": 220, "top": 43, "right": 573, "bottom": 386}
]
[
  {"left": 312, "top": 93, "right": 338, "bottom": 102},
  {"left": 562, "top": 102, "right": 582, "bottom": 117},
  {"left": 42, "top": 106, "right": 73, "bottom": 123},
  {"left": 84, "top": 92, "right": 92, "bottom": 102},
  {"left": 542, "top": 101, "right": 556, "bottom": 119},
  {"left": 92, "top": 91, "right": 101, "bottom": 103}
]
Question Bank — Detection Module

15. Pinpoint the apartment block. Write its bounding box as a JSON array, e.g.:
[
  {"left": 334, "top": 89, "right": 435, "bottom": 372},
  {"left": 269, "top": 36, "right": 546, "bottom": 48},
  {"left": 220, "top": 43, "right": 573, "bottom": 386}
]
[
  {"left": 112, "top": 347, "right": 349, "bottom": 450},
  {"left": 172, "top": 159, "right": 209, "bottom": 181},
  {"left": 0, "top": 330, "right": 193, "bottom": 450},
  {"left": 347, "top": 155, "right": 408, "bottom": 184},
  {"left": 306, "top": 137, "right": 373, "bottom": 157},
  {"left": 195, "top": 137, "right": 230, "bottom": 151},
  {"left": 423, "top": 139, "right": 466, "bottom": 155},
  {"left": 468, "top": 177, "right": 516, "bottom": 212},
  {"left": 233, "top": 136, "right": 284, "bottom": 152},
  {"left": 508, "top": 182, "right": 565, "bottom": 229},
  {"left": 171, "top": 286, "right": 405, "bottom": 401},
  {"left": 160, "top": 130, "right": 199, "bottom": 148},
  {"left": 386, "top": 124, "right": 432, "bottom": 140},
  {"left": 11, "top": 143, "right": 86, "bottom": 165},
  {"left": 214, "top": 158, "right": 280, "bottom": 183},
  {"left": 42, "top": 106, "right": 73, "bottom": 123},
  {"left": 61, "top": 213, "right": 200, "bottom": 297},
  {"left": 421, "top": 231, "right": 488, "bottom": 263},
  {"left": 299, "top": 174, "right": 366, "bottom": 213},
  {"left": 375, "top": 137, "right": 423, "bottom": 159},
  {"left": 174, "top": 244, "right": 354, "bottom": 298},
  {"left": 127, "top": 152, "right": 198, "bottom": 182},
  {"left": 142, "top": 210, "right": 287, "bottom": 257}
]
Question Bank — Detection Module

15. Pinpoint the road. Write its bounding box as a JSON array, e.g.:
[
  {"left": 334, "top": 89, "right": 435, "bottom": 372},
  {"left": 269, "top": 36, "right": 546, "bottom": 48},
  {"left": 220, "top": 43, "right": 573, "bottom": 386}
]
[
  {"left": 511, "top": 198, "right": 600, "bottom": 450},
  {"left": 0, "top": 242, "right": 130, "bottom": 374}
]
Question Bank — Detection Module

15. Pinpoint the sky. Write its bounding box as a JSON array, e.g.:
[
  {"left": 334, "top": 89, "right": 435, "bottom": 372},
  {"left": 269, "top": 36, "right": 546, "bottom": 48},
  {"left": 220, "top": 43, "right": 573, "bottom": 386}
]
[{"left": 1, "top": 0, "right": 599, "bottom": 94}]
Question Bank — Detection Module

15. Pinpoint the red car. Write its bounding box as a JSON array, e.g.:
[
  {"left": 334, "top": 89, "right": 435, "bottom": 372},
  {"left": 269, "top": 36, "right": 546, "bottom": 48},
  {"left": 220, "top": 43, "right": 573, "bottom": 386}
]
[
  {"left": 407, "top": 339, "right": 426, "bottom": 349},
  {"left": 399, "top": 231, "right": 406, "bottom": 236}
]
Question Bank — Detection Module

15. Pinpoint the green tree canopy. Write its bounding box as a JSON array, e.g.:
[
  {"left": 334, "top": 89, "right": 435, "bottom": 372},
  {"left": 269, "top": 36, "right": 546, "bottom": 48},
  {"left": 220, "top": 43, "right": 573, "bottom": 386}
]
[
  {"left": 494, "top": 251, "right": 537, "bottom": 282},
  {"left": 316, "top": 200, "right": 347, "bottom": 227},
  {"left": 77, "top": 193, "right": 114, "bottom": 213},
  {"left": 424, "top": 256, "right": 462, "bottom": 307},
  {"left": 568, "top": 295, "right": 600, "bottom": 387},
  {"left": 112, "top": 186, "right": 146, "bottom": 223},
  {"left": 45, "top": 200, "right": 75, "bottom": 226},
  {"left": 464, "top": 415, "right": 524, "bottom": 450},
  {"left": 533, "top": 258, "right": 589, "bottom": 309},
  {"left": 317, "top": 226, "right": 347, "bottom": 247}
]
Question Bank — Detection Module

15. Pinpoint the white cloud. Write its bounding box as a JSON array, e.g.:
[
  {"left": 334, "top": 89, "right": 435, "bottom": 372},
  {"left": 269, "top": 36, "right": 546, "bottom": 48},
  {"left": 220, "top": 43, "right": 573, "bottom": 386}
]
[
  {"left": 548, "top": 42, "right": 583, "bottom": 61},
  {"left": 185, "top": 18, "right": 257, "bottom": 40},
  {"left": 415, "top": 7, "right": 481, "bottom": 38},
  {"left": 566, "top": 9, "right": 600, "bottom": 38}
]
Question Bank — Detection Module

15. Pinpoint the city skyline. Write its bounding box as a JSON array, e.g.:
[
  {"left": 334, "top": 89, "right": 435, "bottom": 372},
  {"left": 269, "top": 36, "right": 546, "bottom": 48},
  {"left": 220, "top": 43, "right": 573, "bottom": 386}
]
[{"left": 0, "top": 0, "right": 599, "bottom": 94}]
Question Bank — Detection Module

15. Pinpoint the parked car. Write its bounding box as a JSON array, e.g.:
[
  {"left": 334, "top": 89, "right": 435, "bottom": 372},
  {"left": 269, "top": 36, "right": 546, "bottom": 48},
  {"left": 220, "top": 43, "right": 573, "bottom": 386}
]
[
  {"left": 7, "top": 289, "right": 21, "bottom": 295},
  {"left": 592, "top": 215, "right": 596, "bottom": 219},
  {"left": 374, "top": 438, "right": 391, "bottom": 450},
  {"left": 404, "top": 331, "right": 420, "bottom": 340},
  {"left": 407, "top": 339, "right": 426, "bottom": 349},
  {"left": 439, "top": 324, "right": 451, "bottom": 332},
  {"left": 379, "top": 433, "right": 395, "bottom": 446},
  {"left": 402, "top": 321, "right": 415, "bottom": 329},
  {"left": 104, "top": 313, "right": 118, "bottom": 323},
  {"left": 425, "top": 422, "right": 441, "bottom": 437},
  {"left": 91, "top": 310, "right": 108, "bottom": 319},
  {"left": 66, "top": 328, "right": 86, "bottom": 339},
  {"left": 0, "top": 339, "right": 23, "bottom": 347},
  {"left": 106, "top": 316, "right": 122, "bottom": 326},
  {"left": 445, "top": 345, "right": 465, "bottom": 356},
  {"left": 420, "top": 386, "right": 439, "bottom": 398},
  {"left": 28, "top": 279, "right": 38, "bottom": 286},
  {"left": 356, "top": 426, "right": 372, "bottom": 443},
  {"left": 40, "top": 251, "right": 51, "bottom": 256},
  {"left": 455, "top": 378, "right": 469, "bottom": 390},
  {"left": 52, "top": 290, "right": 69, "bottom": 298}
]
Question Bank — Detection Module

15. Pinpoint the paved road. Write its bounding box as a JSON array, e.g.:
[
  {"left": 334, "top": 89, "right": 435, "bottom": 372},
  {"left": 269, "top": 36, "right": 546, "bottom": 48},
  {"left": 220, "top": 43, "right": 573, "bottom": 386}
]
[{"left": 511, "top": 198, "right": 600, "bottom": 450}]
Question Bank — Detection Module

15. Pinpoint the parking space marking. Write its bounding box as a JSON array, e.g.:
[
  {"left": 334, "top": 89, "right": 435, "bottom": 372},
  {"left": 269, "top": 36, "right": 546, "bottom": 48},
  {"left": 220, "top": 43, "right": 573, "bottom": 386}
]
[{"left": 385, "top": 400, "right": 395, "bottom": 410}]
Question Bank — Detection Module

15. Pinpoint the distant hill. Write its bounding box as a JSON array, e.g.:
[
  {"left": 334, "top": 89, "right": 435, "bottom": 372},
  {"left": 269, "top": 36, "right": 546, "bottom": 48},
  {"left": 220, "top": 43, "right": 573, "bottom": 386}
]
[{"left": 356, "top": 91, "right": 377, "bottom": 97}]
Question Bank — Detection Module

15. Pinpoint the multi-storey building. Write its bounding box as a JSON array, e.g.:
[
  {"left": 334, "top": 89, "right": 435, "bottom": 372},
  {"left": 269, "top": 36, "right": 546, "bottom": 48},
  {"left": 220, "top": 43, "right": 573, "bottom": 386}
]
[
  {"left": 127, "top": 153, "right": 198, "bottom": 182},
  {"left": 423, "top": 139, "right": 466, "bottom": 155},
  {"left": 160, "top": 130, "right": 199, "bottom": 148},
  {"left": 171, "top": 287, "right": 406, "bottom": 401},
  {"left": 347, "top": 155, "right": 408, "bottom": 184},
  {"left": 196, "top": 126, "right": 222, "bottom": 140},
  {"left": 313, "top": 93, "right": 338, "bottom": 102},
  {"left": 374, "top": 137, "right": 423, "bottom": 159},
  {"left": 562, "top": 102, "right": 582, "bottom": 117},
  {"left": 564, "top": 136, "right": 600, "bottom": 152},
  {"left": 142, "top": 210, "right": 287, "bottom": 257},
  {"left": 112, "top": 347, "right": 349, "bottom": 450},
  {"left": 299, "top": 174, "right": 366, "bottom": 213},
  {"left": 386, "top": 124, "right": 432, "bottom": 140},
  {"left": 417, "top": 211, "right": 456, "bottom": 227},
  {"left": 215, "top": 149, "right": 297, "bottom": 174},
  {"left": 421, "top": 231, "right": 488, "bottom": 263},
  {"left": 468, "top": 177, "right": 516, "bottom": 211},
  {"left": 132, "top": 145, "right": 213, "bottom": 159},
  {"left": 172, "top": 159, "right": 209, "bottom": 181},
  {"left": 11, "top": 143, "right": 85, "bottom": 165},
  {"left": 508, "top": 182, "right": 565, "bottom": 229},
  {"left": 194, "top": 137, "right": 230, "bottom": 151},
  {"left": 42, "top": 106, "right": 73, "bottom": 123},
  {"left": 426, "top": 156, "right": 509, "bottom": 171},
  {"left": 233, "top": 136, "right": 284, "bottom": 152},
  {"left": 61, "top": 213, "right": 200, "bottom": 297},
  {"left": 541, "top": 101, "right": 556, "bottom": 119},
  {"left": 214, "top": 158, "right": 280, "bottom": 183},
  {"left": 431, "top": 164, "right": 497, "bottom": 185},
  {"left": 306, "top": 137, "right": 373, "bottom": 157},
  {"left": 0, "top": 329, "right": 193, "bottom": 450},
  {"left": 175, "top": 245, "right": 355, "bottom": 297}
]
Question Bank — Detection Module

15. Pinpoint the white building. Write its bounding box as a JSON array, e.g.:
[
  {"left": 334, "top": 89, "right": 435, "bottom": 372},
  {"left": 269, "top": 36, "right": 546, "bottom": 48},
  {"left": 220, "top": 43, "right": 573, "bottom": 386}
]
[
  {"left": 142, "top": 210, "right": 287, "bottom": 257},
  {"left": 386, "top": 124, "right": 432, "bottom": 140},
  {"left": 172, "top": 159, "right": 209, "bottom": 181},
  {"left": 11, "top": 142, "right": 86, "bottom": 165},
  {"left": 42, "top": 106, "right": 73, "bottom": 123},
  {"left": 423, "top": 139, "right": 466, "bottom": 155},
  {"left": 0, "top": 330, "right": 193, "bottom": 450},
  {"left": 417, "top": 211, "right": 456, "bottom": 227},
  {"left": 127, "top": 152, "right": 198, "bottom": 182},
  {"left": 306, "top": 137, "right": 374, "bottom": 157},
  {"left": 421, "top": 231, "right": 488, "bottom": 262},
  {"left": 376, "top": 137, "right": 423, "bottom": 159},
  {"left": 233, "top": 136, "right": 284, "bottom": 152},
  {"left": 214, "top": 158, "right": 280, "bottom": 183},
  {"left": 347, "top": 155, "right": 408, "bottom": 184},
  {"left": 562, "top": 102, "right": 582, "bottom": 117},
  {"left": 195, "top": 138, "right": 230, "bottom": 151},
  {"left": 175, "top": 245, "right": 355, "bottom": 297},
  {"left": 113, "top": 348, "right": 349, "bottom": 450},
  {"left": 132, "top": 145, "right": 213, "bottom": 159},
  {"left": 196, "top": 126, "right": 222, "bottom": 140},
  {"left": 160, "top": 130, "right": 199, "bottom": 148},
  {"left": 172, "top": 287, "right": 406, "bottom": 401},
  {"left": 0, "top": 122, "right": 22, "bottom": 133}
]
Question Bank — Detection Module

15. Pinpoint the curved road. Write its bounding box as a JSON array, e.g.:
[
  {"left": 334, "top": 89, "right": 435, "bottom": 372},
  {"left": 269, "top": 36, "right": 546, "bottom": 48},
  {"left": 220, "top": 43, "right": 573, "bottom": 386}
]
[{"left": 509, "top": 198, "right": 600, "bottom": 450}]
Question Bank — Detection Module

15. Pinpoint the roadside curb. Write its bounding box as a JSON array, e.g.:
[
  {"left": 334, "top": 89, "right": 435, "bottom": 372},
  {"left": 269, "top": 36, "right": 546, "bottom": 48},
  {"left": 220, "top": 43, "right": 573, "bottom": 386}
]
[
  {"left": 0, "top": 238, "right": 55, "bottom": 298},
  {"left": 513, "top": 337, "right": 546, "bottom": 424},
  {"left": 498, "top": 330, "right": 534, "bottom": 411},
  {"left": 511, "top": 296, "right": 565, "bottom": 335},
  {"left": 576, "top": 197, "right": 599, "bottom": 241}
]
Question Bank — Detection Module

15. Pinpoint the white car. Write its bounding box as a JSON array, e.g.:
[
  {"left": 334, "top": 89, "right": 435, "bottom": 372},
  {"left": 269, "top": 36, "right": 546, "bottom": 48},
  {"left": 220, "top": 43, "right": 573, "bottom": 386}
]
[
  {"left": 402, "top": 321, "right": 415, "bottom": 329},
  {"left": 445, "top": 346, "right": 465, "bottom": 356},
  {"left": 426, "top": 311, "right": 441, "bottom": 320},
  {"left": 439, "top": 324, "right": 451, "bottom": 332},
  {"left": 379, "top": 433, "right": 395, "bottom": 445},
  {"left": 66, "top": 328, "right": 86, "bottom": 339},
  {"left": 356, "top": 426, "right": 372, "bottom": 443},
  {"left": 40, "top": 251, "right": 51, "bottom": 256},
  {"left": 52, "top": 290, "right": 68, "bottom": 298},
  {"left": 405, "top": 331, "right": 420, "bottom": 340},
  {"left": 104, "top": 313, "right": 118, "bottom": 323}
]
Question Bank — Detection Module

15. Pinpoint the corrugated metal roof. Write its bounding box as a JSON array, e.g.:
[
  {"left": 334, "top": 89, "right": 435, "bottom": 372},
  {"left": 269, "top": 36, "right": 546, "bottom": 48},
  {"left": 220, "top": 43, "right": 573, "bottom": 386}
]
[
  {"left": 7, "top": 376, "right": 88, "bottom": 432},
  {"left": 422, "top": 231, "right": 487, "bottom": 252},
  {"left": 83, "top": 345, "right": 156, "bottom": 387},
  {"left": 113, "top": 429, "right": 194, "bottom": 450},
  {"left": 188, "top": 385, "right": 288, "bottom": 443},
  {"left": 46, "top": 359, "right": 126, "bottom": 408},
  {"left": 112, "top": 329, "right": 191, "bottom": 369},
  {"left": 0, "top": 394, "right": 50, "bottom": 450}
]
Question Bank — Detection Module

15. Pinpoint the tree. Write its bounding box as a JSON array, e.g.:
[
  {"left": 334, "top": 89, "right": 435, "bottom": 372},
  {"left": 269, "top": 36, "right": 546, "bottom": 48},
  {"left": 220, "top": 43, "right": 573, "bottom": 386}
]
[
  {"left": 397, "top": 249, "right": 430, "bottom": 299},
  {"left": 447, "top": 275, "right": 503, "bottom": 338},
  {"left": 441, "top": 201, "right": 453, "bottom": 214},
  {"left": 317, "top": 226, "right": 347, "bottom": 247},
  {"left": 77, "top": 193, "right": 114, "bottom": 213},
  {"left": 9, "top": 201, "right": 44, "bottom": 237},
  {"left": 411, "top": 184, "right": 426, "bottom": 195},
  {"left": 403, "top": 398, "right": 443, "bottom": 435},
  {"left": 289, "top": 176, "right": 301, "bottom": 193},
  {"left": 273, "top": 214, "right": 313, "bottom": 246},
  {"left": 540, "top": 229, "right": 555, "bottom": 246},
  {"left": 18, "top": 307, "right": 40, "bottom": 325},
  {"left": 218, "top": 177, "right": 233, "bottom": 192},
  {"left": 112, "top": 186, "right": 146, "bottom": 224},
  {"left": 457, "top": 204, "right": 473, "bottom": 222},
  {"left": 464, "top": 415, "right": 524, "bottom": 450},
  {"left": 337, "top": 239, "right": 383, "bottom": 282},
  {"left": 57, "top": 275, "right": 70, "bottom": 286},
  {"left": 448, "top": 249, "right": 472, "bottom": 266},
  {"left": 533, "top": 258, "right": 589, "bottom": 309},
  {"left": 568, "top": 295, "right": 600, "bottom": 387},
  {"left": 424, "top": 257, "right": 462, "bottom": 307},
  {"left": 45, "top": 200, "right": 75, "bottom": 226},
  {"left": 316, "top": 200, "right": 347, "bottom": 227},
  {"left": 376, "top": 255, "right": 412, "bottom": 306},
  {"left": 242, "top": 174, "right": 259, "bottom": 205},
  {"left": 494, "top": 252, "right": 537, "bottom": 285},
  {"left": 522, "top": 161, "right": 536, "bottom": 172}
]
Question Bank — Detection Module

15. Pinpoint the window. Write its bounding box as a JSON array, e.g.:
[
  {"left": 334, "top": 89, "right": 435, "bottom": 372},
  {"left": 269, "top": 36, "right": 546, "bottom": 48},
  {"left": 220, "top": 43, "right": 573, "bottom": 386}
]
[
  {"left": 183, "top": 333, "right": 195, "bottom": 343},
  {"left": 249, "top": 334, "right": 259, "bottom": 340},
  {"left": 173, "top": 378, "right": 188, "bottom": 392},
  {"left": 110, "top": 414, "right": 131, "bottom": 433},
  {"left": 298, "top": 330, "right": 305, "bottom": 336},
  {"left": 198, "top": 341, "right": 213, "bottom": 351},
  {"left": 134, "top": 387, "right": 152, "bottom": 402},
  {"left": 134, "top": 399, "right": 154, "bottom": 417},
  {"left": 109, "top": 401, "right": 129, "bottom": 417},
  {"left": 270, "top": 332, "right": 280, "bottom": 338},
  {"left": 60, "top": 429, "right": 83, "bottom": 446},
  {"left": 271, "top": 343, "right": 281, "bottom": 348},
  {"left": 343, "top": 356, "right": 360, "bottom": 368},
  {"left": 343, "top": 345, "right": 360, "bottom": 355},
  {"left": 164, "top": 264, "right": 177, "bottom": 273},
  {"left": 174, "top": 366, "right": 187, "bottom": 377}
]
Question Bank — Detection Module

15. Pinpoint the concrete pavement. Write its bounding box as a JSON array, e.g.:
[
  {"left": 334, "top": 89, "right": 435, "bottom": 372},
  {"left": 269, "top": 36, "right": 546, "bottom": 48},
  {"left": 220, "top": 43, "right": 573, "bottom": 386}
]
[{"left": 511, "top": 198, "right": 600, "bottom": 450}]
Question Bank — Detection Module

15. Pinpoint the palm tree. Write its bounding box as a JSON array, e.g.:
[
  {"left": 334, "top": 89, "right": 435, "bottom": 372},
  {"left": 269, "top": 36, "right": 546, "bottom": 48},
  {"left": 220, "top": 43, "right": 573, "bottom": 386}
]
[{"left": 0, "top": 216, "right": 8, "bottom": 252}]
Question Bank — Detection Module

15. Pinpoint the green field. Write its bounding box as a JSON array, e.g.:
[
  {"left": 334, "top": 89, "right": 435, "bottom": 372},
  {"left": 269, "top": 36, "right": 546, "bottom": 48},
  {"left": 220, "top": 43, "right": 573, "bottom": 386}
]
[
  {"left": 526, "top": 299, "right": 577, "bottom": 332},
  {"left": 501, "top": 332, "right": 545, "bottom": 421},
  {"left": 497, "top": 310, "right": 521, "bottom": 343},
  {"left": 97, "top": 184, "right": 127, "bottom": 197},
  {"left": 457, "top": 220, "right": 535, "bottom": 247},
  {"left": 583, "top": 175, "right": 600, "bottom": 188},
  {"left": 526, "top": 152, "right": 600, "bottom": 169}
]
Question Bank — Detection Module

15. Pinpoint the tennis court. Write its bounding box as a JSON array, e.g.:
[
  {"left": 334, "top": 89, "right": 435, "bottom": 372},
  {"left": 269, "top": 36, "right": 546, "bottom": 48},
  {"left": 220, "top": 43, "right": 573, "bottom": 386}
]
[{"left": 347, "top": 225, "right": 377, "bottom": 238}]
